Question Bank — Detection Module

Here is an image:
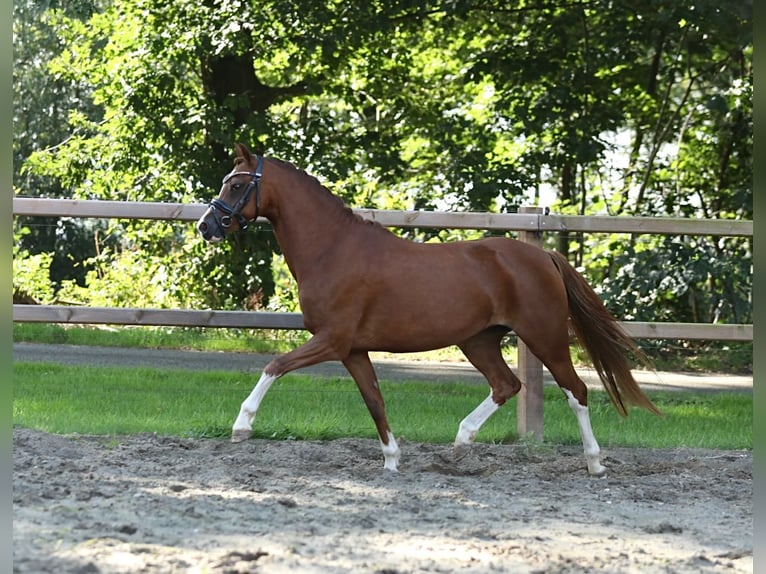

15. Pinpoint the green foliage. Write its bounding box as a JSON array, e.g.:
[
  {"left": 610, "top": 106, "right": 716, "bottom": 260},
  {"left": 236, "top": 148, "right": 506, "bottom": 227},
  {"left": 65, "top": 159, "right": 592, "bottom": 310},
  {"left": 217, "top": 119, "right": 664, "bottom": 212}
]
[
  {"left": 642, "top": 339, "right": 752, "bottom": 375},
  {"left": 13, "top": 0, "right": 111, "bottom": 289},
  {"left": 12, "top": 229, "right": 56, "bottom": 304},
  {"left": 600, "top": 234, "right": 752, "bottom": 324},
  {"left": 12, "top": 0, "right": 752, "bottom": 355}
]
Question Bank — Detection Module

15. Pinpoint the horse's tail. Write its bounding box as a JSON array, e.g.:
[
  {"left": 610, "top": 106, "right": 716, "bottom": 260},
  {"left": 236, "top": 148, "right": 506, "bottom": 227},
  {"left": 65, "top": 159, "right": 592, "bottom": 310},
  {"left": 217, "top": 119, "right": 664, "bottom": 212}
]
[{"left": 548, "top": 251, "right": 662, "bottom": 417}]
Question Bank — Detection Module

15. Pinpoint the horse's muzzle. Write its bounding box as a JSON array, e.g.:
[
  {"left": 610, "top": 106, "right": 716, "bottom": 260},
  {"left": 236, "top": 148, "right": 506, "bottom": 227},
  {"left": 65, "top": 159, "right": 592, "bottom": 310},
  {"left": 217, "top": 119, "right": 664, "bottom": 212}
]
[{"left": 196, "top": 209, "right": 224, "bottom": 243}]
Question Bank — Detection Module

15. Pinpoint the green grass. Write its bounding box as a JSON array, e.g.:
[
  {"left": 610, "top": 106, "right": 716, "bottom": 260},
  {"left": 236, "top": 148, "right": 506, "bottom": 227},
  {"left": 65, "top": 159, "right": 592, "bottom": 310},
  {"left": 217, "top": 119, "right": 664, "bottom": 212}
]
[
  {"left": 14, "top": 322, "right": 753, "bottom": 373},
  {"left": 13, "top": 362, "right": 752, "bottom": 450},
  {"left": 13, "top": 322, "right": 308, "bottom": 355}
]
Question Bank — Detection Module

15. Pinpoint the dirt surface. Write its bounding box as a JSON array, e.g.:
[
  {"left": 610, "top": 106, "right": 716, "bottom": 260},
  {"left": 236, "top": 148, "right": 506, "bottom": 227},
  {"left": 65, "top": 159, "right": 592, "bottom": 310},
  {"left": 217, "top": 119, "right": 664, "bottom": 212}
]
[{"left": 13, "top": 428, "right": 752, "bottom": 573}]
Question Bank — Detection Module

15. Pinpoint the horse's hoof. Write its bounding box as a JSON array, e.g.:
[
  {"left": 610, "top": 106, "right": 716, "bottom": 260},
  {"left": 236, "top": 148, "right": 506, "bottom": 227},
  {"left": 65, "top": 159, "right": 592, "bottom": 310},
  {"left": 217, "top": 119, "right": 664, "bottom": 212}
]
[
  {"left": 453, "top": 443, "right": 471, "bottom": 461},
  {"left": 588, "top": 465, "right": 607, "bottom": 478},
  {"left": 231, "top": 429, "right": 251, "bottom": 443}
]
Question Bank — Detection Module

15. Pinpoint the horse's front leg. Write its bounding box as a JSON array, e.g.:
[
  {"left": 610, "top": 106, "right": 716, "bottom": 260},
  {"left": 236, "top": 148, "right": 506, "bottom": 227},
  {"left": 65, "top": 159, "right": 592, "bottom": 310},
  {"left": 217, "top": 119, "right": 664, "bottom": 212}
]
[
  {"left": 231, "top": 334, "right": 345, "bottom": 443},
  {"left": 231, "top": 371, "right": 278, "bottom": 442},
  {"left": 343, "top": 351, "right": 401, "bottom": 472}
]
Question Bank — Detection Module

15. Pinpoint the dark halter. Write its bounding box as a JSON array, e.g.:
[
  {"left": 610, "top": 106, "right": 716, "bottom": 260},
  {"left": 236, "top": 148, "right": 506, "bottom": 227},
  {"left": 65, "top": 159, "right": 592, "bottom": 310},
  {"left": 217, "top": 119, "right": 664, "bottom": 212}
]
[{"left": 209, "top": 155, "right": 264, "bottom": 231}]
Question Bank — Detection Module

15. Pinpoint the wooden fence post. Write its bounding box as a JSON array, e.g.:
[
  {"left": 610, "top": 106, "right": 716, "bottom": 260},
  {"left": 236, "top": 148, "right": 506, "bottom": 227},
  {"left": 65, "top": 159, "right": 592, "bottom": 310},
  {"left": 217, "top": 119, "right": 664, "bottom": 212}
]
[{"left": 516, "top": 206, "right": 544, "bottom": 440}]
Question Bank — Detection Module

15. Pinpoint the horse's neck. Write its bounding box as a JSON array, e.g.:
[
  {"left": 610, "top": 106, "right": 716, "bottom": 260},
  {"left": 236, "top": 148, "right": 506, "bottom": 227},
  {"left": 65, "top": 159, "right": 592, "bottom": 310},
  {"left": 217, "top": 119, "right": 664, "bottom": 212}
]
[{"left": 268, "top": 170, "right": 366, "bottom": 283}]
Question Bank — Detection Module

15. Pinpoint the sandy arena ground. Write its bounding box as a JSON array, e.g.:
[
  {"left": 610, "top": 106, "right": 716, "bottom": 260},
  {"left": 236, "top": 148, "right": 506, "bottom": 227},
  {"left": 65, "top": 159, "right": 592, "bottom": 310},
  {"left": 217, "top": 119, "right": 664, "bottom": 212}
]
[{"left": 13, "top": 427, "right": 752, "bottom": 573}]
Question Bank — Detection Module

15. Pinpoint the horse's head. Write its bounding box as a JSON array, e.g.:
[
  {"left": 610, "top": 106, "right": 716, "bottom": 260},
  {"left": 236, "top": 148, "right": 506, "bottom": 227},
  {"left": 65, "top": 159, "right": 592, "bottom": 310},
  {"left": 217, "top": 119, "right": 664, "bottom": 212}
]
[{"left": 197, "top": 143, "right": 264, "bottom": 242}]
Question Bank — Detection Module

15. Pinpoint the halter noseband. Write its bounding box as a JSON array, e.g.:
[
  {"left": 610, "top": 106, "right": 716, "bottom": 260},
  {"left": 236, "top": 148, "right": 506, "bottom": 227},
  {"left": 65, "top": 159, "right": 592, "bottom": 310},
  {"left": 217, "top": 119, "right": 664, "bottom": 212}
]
[{"left": 209, "top": 155, "right": 264, "bottom": 231}]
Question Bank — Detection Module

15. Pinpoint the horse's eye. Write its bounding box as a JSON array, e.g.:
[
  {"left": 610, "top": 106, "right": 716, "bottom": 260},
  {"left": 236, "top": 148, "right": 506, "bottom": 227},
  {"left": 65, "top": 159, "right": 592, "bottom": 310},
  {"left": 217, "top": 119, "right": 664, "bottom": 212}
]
[{"left": 231, "top": 183, "right": 243, "bottom": 192}]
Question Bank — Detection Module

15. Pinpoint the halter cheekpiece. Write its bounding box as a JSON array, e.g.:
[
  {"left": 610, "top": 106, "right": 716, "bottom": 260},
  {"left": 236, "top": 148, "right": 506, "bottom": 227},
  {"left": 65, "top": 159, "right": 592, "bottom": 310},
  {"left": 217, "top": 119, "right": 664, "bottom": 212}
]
[{"left": 209, "top": 154, "right": 264, "bottom": 231}]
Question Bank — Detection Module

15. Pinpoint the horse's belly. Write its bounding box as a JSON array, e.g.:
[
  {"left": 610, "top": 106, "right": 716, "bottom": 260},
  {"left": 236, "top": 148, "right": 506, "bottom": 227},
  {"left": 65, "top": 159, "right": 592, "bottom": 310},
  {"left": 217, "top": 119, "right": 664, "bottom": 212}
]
[{"left": 351, "top": 284, "right": 502, "bottom": 352}]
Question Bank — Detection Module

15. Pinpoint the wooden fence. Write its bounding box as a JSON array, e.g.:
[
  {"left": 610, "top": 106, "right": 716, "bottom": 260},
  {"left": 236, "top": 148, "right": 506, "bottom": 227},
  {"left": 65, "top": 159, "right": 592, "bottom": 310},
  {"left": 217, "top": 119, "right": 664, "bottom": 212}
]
[{"left": 13, "top": 197, "right": 753, "bottom": 439}]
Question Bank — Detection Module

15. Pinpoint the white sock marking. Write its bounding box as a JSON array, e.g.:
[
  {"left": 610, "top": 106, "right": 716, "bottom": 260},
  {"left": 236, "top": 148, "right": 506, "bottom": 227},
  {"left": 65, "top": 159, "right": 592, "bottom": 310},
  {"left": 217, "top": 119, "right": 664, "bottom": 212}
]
[
  {"left": 381, "top": 431, "right": 400, "bottom": 472},
  {"left": 455, "top": 393, "right": 500, "bottom": 445},
  {"left": 563, "top": 389, "right": 607, "bottom": 476},
  {"left": 232, "top": 372, "right": 278, "bottom": 434}
]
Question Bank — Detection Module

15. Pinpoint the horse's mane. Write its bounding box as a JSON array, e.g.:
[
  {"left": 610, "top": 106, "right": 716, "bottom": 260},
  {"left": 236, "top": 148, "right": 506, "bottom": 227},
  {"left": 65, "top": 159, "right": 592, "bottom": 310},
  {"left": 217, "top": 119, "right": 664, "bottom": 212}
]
[{"left": 264, "top": 157, "right": 390, "bottom": 232}]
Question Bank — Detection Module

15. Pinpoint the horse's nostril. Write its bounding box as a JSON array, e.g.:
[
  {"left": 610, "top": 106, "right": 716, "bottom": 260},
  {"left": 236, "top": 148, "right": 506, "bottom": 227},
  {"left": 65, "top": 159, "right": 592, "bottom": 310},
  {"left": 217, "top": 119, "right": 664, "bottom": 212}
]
[{"left": 198, "top": 221, "right": 208, "bottom": 234}]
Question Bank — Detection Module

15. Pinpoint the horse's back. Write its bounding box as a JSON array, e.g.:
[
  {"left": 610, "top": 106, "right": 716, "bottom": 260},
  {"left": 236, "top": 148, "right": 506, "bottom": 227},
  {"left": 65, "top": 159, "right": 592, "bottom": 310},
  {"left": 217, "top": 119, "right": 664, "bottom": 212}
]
[
  {"left": 353, "top": 233, "right": 565, "bottom": 311},
  {"left": 403, "top": 236, "right": 562, "bottom": 290}
]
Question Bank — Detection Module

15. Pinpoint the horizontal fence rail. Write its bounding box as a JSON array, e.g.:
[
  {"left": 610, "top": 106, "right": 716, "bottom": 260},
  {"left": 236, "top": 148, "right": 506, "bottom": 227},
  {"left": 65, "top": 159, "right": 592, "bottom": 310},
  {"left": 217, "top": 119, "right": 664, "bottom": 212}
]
[
  {"left": 13, "top": 197, "right": 754, "bottom": 236},
  {"left": 13, "top": 196, "right": 753, "bottom": 440},
  {"left": 13, "top": 305, "right": 306, "bottom": 330},
  {"left": 12, "top": 306, "right": 753, "bottom": 341}
]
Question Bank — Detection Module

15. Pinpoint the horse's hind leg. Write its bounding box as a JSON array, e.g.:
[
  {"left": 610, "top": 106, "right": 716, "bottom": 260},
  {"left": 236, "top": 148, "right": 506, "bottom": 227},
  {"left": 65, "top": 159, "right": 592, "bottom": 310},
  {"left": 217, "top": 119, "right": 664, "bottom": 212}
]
[
  {"left": 516, "top": 323, "right": 607, "bottom": 476},
  {"left": 455, "top": 327, "right": 521, "bottom": 446},
  {"left": 343, "top": 351, "right": 400, "bottom": 472}
]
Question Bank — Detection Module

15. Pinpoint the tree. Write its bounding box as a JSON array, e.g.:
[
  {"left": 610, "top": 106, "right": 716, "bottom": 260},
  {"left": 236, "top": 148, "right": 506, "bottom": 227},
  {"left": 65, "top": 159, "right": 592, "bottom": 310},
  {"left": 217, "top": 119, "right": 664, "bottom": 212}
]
[
  {"left": 13, "top": 0, "right": 110, "bottom": 295},
  {"left": 14, "top": 0, "right": 751, "bottom": 339}
]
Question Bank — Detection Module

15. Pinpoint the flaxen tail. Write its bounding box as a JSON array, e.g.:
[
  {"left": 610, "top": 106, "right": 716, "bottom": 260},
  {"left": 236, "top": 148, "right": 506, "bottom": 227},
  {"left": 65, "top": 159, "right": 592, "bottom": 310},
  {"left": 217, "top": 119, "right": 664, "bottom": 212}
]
[{"left": 548, "top": 251, "right": 662, "bottom": 417}]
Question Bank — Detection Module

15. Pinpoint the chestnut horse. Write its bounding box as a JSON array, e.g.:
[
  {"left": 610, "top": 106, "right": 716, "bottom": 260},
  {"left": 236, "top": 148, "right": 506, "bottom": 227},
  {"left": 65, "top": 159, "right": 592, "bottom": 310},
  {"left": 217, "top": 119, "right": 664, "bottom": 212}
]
[{"left": 197, "top": 143, "right": 661, "bottom": 476}]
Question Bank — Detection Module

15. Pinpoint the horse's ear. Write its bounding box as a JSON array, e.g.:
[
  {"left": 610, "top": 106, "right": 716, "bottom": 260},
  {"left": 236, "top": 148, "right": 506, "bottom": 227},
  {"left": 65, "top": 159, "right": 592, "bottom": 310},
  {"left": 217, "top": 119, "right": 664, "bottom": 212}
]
[{"left": 234, "top": 143, "right": 253, "bottom": 164}]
